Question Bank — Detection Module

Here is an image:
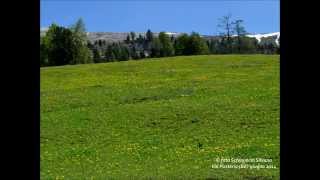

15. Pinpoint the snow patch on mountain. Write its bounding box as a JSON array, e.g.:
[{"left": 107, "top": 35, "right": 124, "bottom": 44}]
[
  {"left": 164, "top": 32, "right": 179, "bottom": 35},
  {"left": 246, "top": 32, "right": 280, "bottom": 45}
]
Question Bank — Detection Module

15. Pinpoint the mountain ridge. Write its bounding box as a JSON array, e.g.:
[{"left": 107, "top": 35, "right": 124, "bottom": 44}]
[{"left": 40, "top": 29, "right": 279, "bottom": 44}]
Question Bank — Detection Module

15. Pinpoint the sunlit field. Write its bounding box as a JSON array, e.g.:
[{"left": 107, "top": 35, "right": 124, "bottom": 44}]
[{"left": 41, "top": 55, "right": 279, "bottom": 179}]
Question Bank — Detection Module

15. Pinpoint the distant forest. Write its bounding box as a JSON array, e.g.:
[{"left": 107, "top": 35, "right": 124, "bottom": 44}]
[{"left": 40, "top": 16, "right": 279, "bottom": 67}]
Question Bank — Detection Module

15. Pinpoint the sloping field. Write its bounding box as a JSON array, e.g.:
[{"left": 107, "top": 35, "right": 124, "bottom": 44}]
[{"left": 41, "top": 55, "right": 279, "bottom": 179}]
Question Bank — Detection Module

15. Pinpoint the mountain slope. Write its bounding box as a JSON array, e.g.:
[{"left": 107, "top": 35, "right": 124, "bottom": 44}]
[
  {"left": 40, "top": 28, "right": 279, "bottom": 45},
  {"left": 246, "top": 32, "right": 280, "bottom": 45}
]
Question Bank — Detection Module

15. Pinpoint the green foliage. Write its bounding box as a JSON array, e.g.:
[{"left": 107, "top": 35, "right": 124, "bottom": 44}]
[
  {"left": 105, "top": 44, "right": 116, "bottom": 62},
  {"left": 40, "top": 37, "right": 49, "bottom": 67},
  {"left": 217, "top": 37, "right": 230, "bottom": 54},
  {"left": 70, "top": 18, "right": 86, "bottom": 40},
  {"left": 40, "top": 19, "right": 279, "bottom": 67},
  {"left": 119, "top": 44, "right": 130, "bottom": 61},
  {"left": 150, "top": 37, "right": 161, "bottom": 58},
  {"left": 92, "top": 48, "right": 102, "bottom": 63},
  {"left": 111, "top": 43, "right": 121, "bottom": 60},
  {"left": 158, "top": 32, "right": 174, "bottom": 57},
  {"left": 174, "top": 33, "right": 189, "bottom": 55},
  {"left": 174, "top": 33, "right": 209, "bottom": 56},
  {"left": 70, "top": 41, "right": 93, "bottom": 64},
  {"left": 41, "top": 19, "right": 93, "bottom": 66},
  {"left": 188, "top": 32, "right": 209, "bottom": 55},
  {"left": 207, "top": 36, "right": 258, "bottom": 55},
  {"left": 130, "top": 45, "right": 140, "bottom": 60},
  {"left": 43, "top": 24, "right": 75, "bottom": 66},
  {"left": 207, "top": 38, "right": 220, "bottom": 54},
  {"left": 69, "top": 18, "right": 93, "bottom": 64},
  {"left": 236, "top": 37, "right": 258, "bottom": 54}
]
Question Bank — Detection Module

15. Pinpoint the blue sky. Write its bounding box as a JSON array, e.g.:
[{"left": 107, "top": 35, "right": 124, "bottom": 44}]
[{"left": 40, "top": 0, "right": 279, "bottom": 35}]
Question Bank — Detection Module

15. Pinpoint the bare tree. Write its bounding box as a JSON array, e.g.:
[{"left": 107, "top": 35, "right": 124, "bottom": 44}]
[
  {"left": 217, "top": 14, "right": 234, "bottom": 53},
  {"left": 232, "top": 19, "right": 247, "bottom": 53}
]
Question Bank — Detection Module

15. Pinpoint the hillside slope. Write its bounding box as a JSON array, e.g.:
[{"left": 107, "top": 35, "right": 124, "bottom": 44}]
[{"left": 41, "top": 55, "right": 280, "bottom": 179}]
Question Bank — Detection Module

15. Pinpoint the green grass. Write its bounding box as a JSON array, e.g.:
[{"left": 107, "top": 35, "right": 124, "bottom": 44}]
[{"left": 41, "top": 55, "right": 279, "bottom": 179}]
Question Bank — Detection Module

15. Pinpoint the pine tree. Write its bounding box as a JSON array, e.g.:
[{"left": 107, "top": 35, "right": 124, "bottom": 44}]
[
  {"left": 146, "top": 29, "right": 153, "bottom": 42},
  {"left": 174, "top": 33, "right": 189, "bottom": 55},
  {"left": 40, "top": 37, "right": 48, "bottom": 66},
  {"left": 92, "top": 48, "right": 101, "bottom": 63},
  {"left": 150, "top": 38, "right": 161, "bottom": 58},
  {"left": 70, "top": 18, "right": 86, "bottom": 40},
  {"left": 137, "top": 34, "right": 144, "bottom": 44},
  {"left": 188, "top": 32, "right": 209, "bottom": 55},
  {"left": 130, "top": 31, "right": 136, "bottom": 42},
  {"left": 118, "top": 44, "right": 130, "bottom": 61},
  {"left": 69, "top": 18, "right": 93, "bottom": 64},
  {"left": 125, "top": 35, "right": 131, "bottom": 44},
  {"left": 158, "top": 32, "right": 174, "bottom": 57}
]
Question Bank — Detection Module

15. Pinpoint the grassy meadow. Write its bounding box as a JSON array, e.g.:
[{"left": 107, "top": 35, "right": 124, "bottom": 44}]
[{"left": 41, "top": 55, "right": 279, "bottom": 179}]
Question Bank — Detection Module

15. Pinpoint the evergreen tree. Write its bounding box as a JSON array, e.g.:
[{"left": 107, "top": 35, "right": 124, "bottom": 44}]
[
  {"left": 105, "top": 44, "right": 116, "bottom": 62},
  {"left": 188, "top": 32, "right": 209, "bottom": 55},
  {"left": 276, "top": 37, "right": 280, "bottom": 54},
  {"left": 140, "top": 51, "right": 146, "bottom": 59},
  {"left": 119, "top": 44, "right": 130, "bottom": 61},
  {"left": 130, "top": 31, "right": 136, "bottom": 42},
  {"left": 237, "top": 37, "right": 258, "bottom": 54},
  {"left": 125, "top": 35, "right": 131, "bottom": 43},
  {"left": 137, "top": 34, "right": 144, "bottom": 44},
  {"left": 170, "top": 35, "right": 175, "bottom": 43},
  {"left": 217, "top": 37, "right": 230, "bottom": 54},
  {"left": 150, "top": 37, "right": 161, "bottom": 58},
  {"left": 174, "top": 33, "right": 189, "bottom": 55},
  {"left": 44, "top": 24, "right": 74, "bottom": 66},
  {"left": 158, "top": 32, "right": 174, "bottom": 57},
  {"left": 207, "top": 39, "right": 215, "bottom": 54},
  {"left": 112, "top": 43, "right": 121, "bottom": 60},
  {"left": 131, "top": 45, "right": 140, "bottom": 59},
  {"left": 70, "top": 18, "right": 86, "bottom": 40},
  {"left": 146, "top": 29, "right": 153, "bottom": 42},
  {"left": 69, "top": 18, "right": 93, "bottom": 64},
  {"left": 40, "top": 37, "right": 48, "bottom": 66},
  {"left": 87, "top": 41, "right": 94, "bottom": 49},
  {"left": 92, "top": 48, "right": 101, "bottom": 63}
]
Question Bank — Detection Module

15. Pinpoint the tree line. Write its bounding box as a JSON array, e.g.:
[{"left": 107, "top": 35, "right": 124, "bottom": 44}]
[{"left": 40, "top": 16, "right": 279, "bottom": 67}]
